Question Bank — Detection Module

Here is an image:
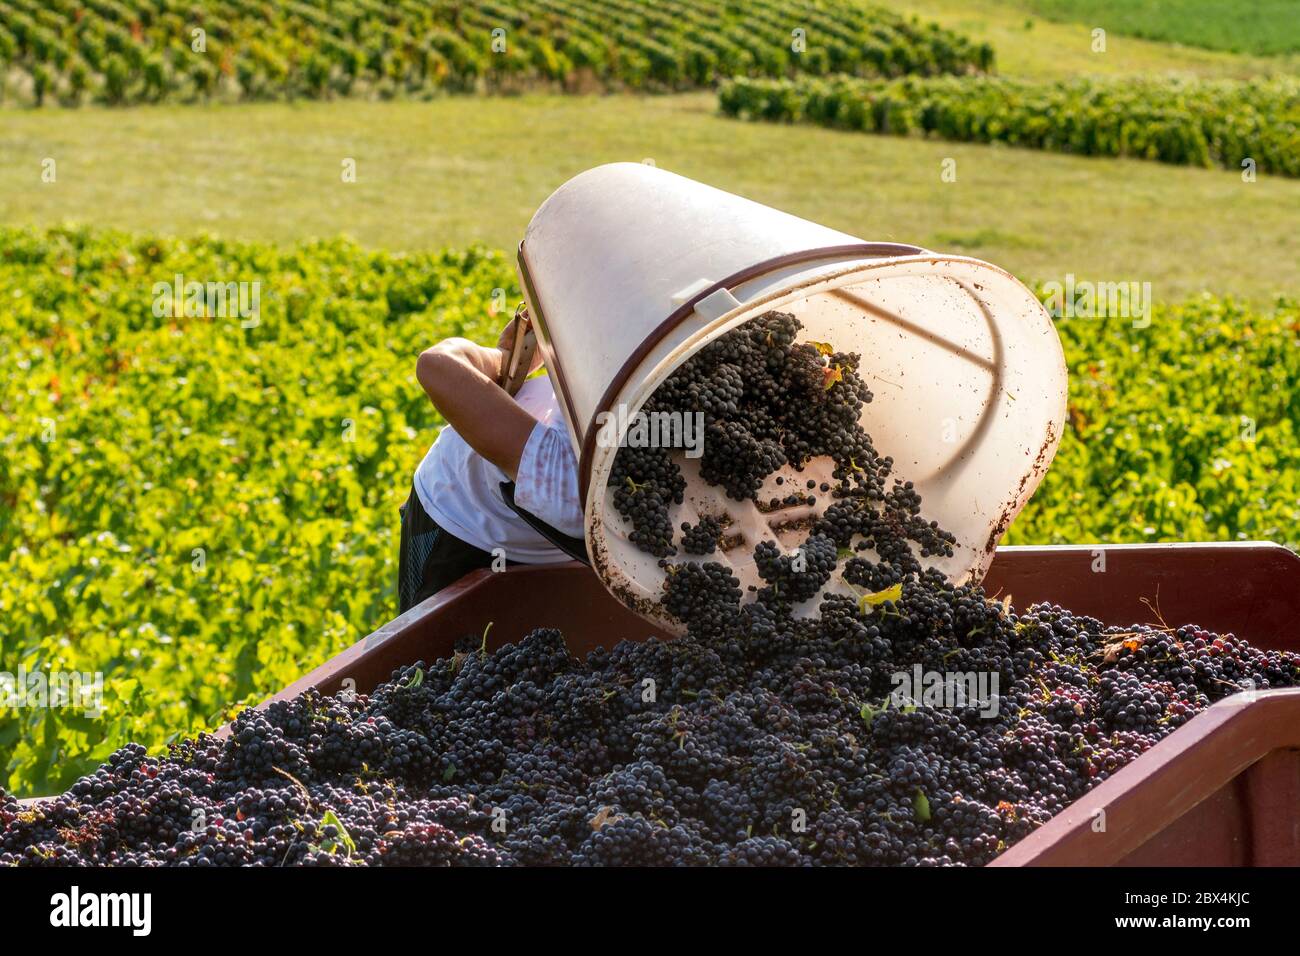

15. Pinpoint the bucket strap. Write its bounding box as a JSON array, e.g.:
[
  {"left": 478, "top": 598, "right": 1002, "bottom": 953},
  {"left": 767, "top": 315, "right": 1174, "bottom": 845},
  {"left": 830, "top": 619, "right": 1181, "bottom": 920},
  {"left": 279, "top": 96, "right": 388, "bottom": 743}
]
[{"left": 499, "top": 481, "right": 590, "bottom": 565}]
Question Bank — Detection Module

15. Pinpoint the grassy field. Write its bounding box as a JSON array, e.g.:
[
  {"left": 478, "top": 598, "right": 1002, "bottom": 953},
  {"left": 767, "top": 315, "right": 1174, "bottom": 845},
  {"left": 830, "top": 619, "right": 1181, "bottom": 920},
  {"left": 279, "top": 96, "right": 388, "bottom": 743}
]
[
  {"left": 894, "top": 0, "right": 1300, "bottom": 76},
  {"left": 1, "top": 93, "right": 1296, "bottom": 302},
  {"left": 1027, "top": 0, "right": 1300, "bottom": 57}
]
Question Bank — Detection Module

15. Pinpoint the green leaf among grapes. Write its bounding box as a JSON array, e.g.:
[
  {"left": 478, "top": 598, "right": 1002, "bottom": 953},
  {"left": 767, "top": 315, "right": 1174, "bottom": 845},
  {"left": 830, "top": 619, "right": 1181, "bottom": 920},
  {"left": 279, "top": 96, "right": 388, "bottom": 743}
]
[
  {"left": 859, "top": 699, "right": 889, "bottom": 728},
  {"left": 913, "top": 789, "right": 931, "bottom": 822},
  {"left": 858, "top": 582, "right": 903, "bottom": 613},
  {"left": 318, "top": 808, "right": 357, "bottom": 857}
]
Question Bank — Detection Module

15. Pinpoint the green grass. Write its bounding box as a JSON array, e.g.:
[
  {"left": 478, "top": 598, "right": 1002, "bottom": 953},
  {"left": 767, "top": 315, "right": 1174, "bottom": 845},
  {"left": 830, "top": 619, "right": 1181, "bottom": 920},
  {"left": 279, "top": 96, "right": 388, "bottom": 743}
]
[
  {"left": 1, "top": 94, "right": 1297, "bottom": 302},
  {"left": 892, "top": 0, "right": 1300, "bottom": 76},
  {"left": 1027, "top": 0, "right": 1300, "bottom": 57}
]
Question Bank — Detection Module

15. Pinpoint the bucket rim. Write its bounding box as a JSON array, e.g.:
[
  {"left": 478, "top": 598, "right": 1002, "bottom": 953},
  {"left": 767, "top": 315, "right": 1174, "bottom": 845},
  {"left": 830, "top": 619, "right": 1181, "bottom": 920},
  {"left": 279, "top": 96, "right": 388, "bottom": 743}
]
[{"left": 567, "top": 249, "right": 1063, "bottom": 633}]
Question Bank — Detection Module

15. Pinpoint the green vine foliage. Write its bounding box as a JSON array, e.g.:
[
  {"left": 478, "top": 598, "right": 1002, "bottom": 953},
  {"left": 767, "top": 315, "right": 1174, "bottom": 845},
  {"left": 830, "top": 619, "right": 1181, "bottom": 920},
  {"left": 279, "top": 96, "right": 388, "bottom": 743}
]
[
  {"left": 720, "top": 74, "right": 1300, "bottom": 177},
  {"left": 0, "top": 227, "right": 512, "bottom": 795},
  {"left": 1, "top": 227, "right": 1296, "bottom": 796},
  {"left": 1008, "top": 291, "right": 1300, "bottom": 547},
  {"left": 0, "top": 0, "right": 991, "bottom": 107}
]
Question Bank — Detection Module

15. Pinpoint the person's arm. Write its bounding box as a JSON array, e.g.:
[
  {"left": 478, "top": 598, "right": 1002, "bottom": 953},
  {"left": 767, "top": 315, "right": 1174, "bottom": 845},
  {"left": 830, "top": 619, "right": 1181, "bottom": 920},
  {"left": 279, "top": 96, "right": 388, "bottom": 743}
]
[
  {"left": 514, "top": 422, "right": 585, "bottom": 537},
  {"left": 414, "top": 320, "right": 542, "bottom": 479}
]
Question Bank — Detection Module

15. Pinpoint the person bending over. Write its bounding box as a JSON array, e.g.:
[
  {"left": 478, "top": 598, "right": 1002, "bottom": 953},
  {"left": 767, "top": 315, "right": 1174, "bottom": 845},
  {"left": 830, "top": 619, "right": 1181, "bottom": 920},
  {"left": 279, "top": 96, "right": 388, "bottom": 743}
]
[{"left": 399, "top": 314, "right": 583, "bottom": 612}]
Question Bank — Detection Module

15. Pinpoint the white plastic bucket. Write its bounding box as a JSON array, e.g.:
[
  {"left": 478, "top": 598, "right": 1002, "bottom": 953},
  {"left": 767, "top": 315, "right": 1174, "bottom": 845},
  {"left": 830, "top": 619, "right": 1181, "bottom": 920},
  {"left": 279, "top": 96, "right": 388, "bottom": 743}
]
[{"left": 517, "top": 163, "right": 1067, "bottom": 633}]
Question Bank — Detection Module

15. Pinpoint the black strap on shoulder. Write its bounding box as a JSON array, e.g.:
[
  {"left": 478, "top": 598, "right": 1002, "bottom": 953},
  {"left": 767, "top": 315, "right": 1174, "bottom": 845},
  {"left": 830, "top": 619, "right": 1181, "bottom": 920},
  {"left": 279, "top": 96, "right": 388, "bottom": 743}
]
[{"left": 499, "top": 481, "right": 590, "bottom": 565}]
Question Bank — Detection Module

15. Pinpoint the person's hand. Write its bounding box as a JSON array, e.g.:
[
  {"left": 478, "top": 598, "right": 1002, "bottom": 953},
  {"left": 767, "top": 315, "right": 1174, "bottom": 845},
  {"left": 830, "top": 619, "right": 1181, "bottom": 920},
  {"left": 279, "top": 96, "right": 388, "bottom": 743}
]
[
  {"left": 496, "top": 314, "right": 522, "bottom": 352},
  {"left": 497, "top": 311, "right": 544, "bottom": 375}
]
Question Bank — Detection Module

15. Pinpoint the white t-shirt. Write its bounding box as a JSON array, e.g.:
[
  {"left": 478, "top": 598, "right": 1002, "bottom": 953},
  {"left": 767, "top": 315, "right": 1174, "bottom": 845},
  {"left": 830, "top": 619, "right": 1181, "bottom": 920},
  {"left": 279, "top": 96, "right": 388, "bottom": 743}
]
[{"left": 413, "top": 374, "right": 584, "bottom": 563}]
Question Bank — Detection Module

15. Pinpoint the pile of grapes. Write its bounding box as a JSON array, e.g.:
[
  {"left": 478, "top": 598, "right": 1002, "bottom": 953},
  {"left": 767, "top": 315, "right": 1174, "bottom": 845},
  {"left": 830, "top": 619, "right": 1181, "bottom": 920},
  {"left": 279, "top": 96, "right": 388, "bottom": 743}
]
[
  {"left": 611, "top": 309, "right": 954, "bottom": 578},
  {"left": 3, "top": 312, "right": 1296, "bottom": 866}
]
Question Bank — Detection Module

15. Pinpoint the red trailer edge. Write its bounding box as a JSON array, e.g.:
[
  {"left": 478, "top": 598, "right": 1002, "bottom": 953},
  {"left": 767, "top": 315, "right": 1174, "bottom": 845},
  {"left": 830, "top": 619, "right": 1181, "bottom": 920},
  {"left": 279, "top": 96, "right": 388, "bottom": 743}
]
[{"left": 23, "top": 542, "right": 1300, "bottom": 866}]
